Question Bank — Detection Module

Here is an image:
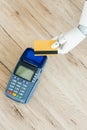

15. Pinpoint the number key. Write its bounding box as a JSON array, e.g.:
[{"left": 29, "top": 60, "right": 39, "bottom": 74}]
[
  {"left": 21, "top": 87, "right": 26, "bottom": 90},
  {"left": 23, "top": 84, "right": 27, "bottom": 88},
  {"left": 12, "top": 79, "right": 17, "bottom": 83},
  {"left": 11, "top": 82, "right": 16, "bottom": 86},
  {"left": 20, "top": 90, "right": 25, "bottom": 93},
  {"left": 19, "top": 92, "right": 24, "bottom": 96},
  {"left": 13, "top": 90, "right": 18, "bottom": 93},
  {"left": 14, "top": 87, "right": 20, "bottom": 91},
  {"left": 8, "top": 88, "right": 13, "bottom": 91},
  {"left": 17, "top": 82, "right": 22, "bottom": 85},
  {"left": 16, "top": 84, "right": 21, "bottom": 88},
  {"left": 9, "top": 85, "right": 15, "bottom": 89}
]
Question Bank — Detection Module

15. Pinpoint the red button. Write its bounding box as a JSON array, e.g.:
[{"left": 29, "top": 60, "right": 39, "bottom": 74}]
[{"left": 7, "top": 90, "right": 12, "bottom": 95}]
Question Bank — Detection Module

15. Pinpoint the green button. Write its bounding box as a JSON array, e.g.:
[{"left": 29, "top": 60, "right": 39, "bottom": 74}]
[{"left": 16, "top": 95, "right": 22, "bottom": 99}]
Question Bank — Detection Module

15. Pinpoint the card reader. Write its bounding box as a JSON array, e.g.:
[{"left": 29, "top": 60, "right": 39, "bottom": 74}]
[{"left": 5, "top": 48, "right": 47, "bottom": 103}]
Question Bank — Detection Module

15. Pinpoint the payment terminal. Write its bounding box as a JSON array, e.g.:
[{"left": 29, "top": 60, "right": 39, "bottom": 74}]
[{"left": 5, "top": 48, "right": 47, "bottom": 103}]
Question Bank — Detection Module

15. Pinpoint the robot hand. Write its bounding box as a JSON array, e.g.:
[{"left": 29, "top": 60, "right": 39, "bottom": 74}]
[
  {"left": 52, "top": 27, "right": 86, "bottom": 54},
  {"left": 51, "top": 0, "right": 87, "bottom": 54}
]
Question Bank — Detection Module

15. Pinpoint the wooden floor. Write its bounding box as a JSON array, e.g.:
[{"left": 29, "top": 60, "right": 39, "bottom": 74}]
[{"left": 0, "top": 0, "right": 87, "bottom": 130}]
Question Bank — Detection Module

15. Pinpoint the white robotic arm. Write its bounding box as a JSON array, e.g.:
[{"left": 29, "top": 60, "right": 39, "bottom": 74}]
[
  {"left": 52, "top": 0, "right": 87, "bottom": 54},
  {"left": 79, "top": 0, "right": 87, "bottom": 27}
]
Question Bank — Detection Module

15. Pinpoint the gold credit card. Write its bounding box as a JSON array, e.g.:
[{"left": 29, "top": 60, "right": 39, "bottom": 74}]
[{"left": 34, "top": 40, "right": 58, "bottom": 56}]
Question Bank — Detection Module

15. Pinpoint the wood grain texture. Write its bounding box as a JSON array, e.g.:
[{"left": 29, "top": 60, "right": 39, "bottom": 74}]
[{"left": 0, "top": 0, "right": 87, "bottom": 130}]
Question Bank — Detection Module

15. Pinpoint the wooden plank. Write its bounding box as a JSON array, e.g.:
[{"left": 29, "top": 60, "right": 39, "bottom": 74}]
[{"left": 0, "top": 0, "right": 87, "bottom": 130}]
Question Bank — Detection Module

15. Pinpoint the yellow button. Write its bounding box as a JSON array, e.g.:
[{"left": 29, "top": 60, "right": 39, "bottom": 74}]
[{"left": 12, "top": 92, "right": 17, "bottom": 97}]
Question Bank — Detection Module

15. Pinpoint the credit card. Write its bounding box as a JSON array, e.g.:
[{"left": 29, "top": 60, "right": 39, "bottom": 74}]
[{"left": 34, "top": 40, "right": 58, "bottom": 56}]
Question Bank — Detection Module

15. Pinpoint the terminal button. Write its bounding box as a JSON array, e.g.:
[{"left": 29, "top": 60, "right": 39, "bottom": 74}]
[{"left": 12, "top": 92, "right": 17, "bottom": 97}]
